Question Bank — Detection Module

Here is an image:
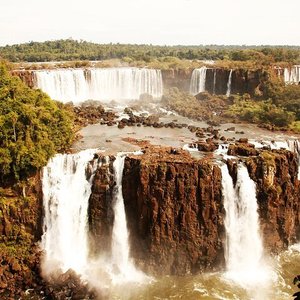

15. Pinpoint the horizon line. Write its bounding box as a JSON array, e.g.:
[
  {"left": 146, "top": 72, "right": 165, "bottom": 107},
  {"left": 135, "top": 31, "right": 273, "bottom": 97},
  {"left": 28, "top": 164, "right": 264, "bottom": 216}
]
[{"left": 1, "top": 38, "right": 300, "bottom": 48}]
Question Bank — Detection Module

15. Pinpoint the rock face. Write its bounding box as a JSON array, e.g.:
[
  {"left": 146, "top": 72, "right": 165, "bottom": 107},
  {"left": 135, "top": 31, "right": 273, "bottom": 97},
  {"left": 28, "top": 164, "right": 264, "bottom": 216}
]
[
  {"left": 89, "top": 146, "right": 300, "bottom": 276},
  {"left": 122, "top": 148, "right": 225, "bottom": 275},
  {"left": 0, "top": 174, "right": 44, "bottom": 298},
  {"left": 162, "top": 68, "right": 265, "bottom": 96},
  {"left": 11, "top": 70, "right": 36, "bottom": 88},
  {"left": 246, "top": 150, "right": 300, "bottom": 251},
  {"left": 88, "top": 156, "right": 115, "bottom": 256},
  {"left": 227, "top": 149, "right": 300, "bottom": 252},
  {"left": 161, "top": 69, "right": 192, "bottom": 91},
  {"left": 88, "top": 147, "right": 225, "bottom": 275}
]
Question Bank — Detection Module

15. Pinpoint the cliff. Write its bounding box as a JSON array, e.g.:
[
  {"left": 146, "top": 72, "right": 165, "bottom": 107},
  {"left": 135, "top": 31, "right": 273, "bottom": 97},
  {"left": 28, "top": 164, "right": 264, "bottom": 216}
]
[
  {"left": 247, "top": 150, "right": 300, "bottom": 250},
  {"left": 227, "top": 147, "right": 300, "bottom": 252},
  {"left": 88, "top": 147, "right": 225, "bottom": 275},
  {"left": 1, "top": 144, "right": 299, "bottom": 297},
  {"left": 12, "top": 67, "right": 269, "bottom": 97},
  {"left": 11, "top": 70, "right": 36, "bottom": 88},
  {"left": 0, "top": 174, "right": 44, "bottom": 298},
  {"left": 159, "top": 68, "right": 266, "bottom": 96},
  {"left": 88, "top": 145, "right": 300, "bottom": 276},
  {"left": 122, "top": 148, "right": 225, "bottom": 275}
]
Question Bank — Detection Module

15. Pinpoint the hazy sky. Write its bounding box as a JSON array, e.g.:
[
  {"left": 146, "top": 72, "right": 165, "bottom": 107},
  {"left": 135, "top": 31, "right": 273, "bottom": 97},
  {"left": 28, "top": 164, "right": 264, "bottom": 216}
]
[{"left": 1, "top": 0, "right": 300, "bottom": 46}]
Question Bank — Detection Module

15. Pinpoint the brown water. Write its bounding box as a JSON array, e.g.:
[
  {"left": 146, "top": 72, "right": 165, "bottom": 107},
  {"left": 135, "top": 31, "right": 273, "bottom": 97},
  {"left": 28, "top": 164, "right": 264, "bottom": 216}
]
[{"left": 104, "top": 244, "right": 300, "bottom": 300}]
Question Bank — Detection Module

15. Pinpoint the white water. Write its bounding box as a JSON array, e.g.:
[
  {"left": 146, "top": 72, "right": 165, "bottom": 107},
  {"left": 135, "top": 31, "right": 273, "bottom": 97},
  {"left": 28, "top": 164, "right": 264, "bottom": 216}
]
[
  {"left": 41, "top": 149, "right": 147, "bottom": 290},
  {"left": 41, "top": 149, "right": 97, "bottom": 276},
  {"left": 212, "top": 69, "right": 217, "bottom": 95},
  {"left": 221, "top": 163, "right": 270, "bottom": 288},
  {"left": 284, "top": 65, "right": 300, "bottom": 84},
  {"left": 34, "top": 67, "right": 163, "bottom": 103},
  {"left": 110, "top": 154, "right": 147, "bottom": 283},
  {"left": 190, "top": 67, "right": 207, "bottom": 95},
  {"left": 226, "top": 69, "right": 233, "bottom": 97}
]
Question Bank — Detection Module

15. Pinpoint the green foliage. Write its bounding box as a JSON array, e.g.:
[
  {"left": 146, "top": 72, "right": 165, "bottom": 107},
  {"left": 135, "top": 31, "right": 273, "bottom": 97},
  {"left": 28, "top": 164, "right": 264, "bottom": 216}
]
[
  {"left": 224, "top": 96, "right": 296, "bottom": 127},
  {"left": 161, "top": 88, "right": 227, "bottom": 121},
  {"left": 1, "top": 39, "right": 299, "bottom": 64},
  {"left": 290, "top": 121, "right": 300, "bottom": 133},
  {"left": 0, "top": 62, "right": 74, "bottom": 180}
]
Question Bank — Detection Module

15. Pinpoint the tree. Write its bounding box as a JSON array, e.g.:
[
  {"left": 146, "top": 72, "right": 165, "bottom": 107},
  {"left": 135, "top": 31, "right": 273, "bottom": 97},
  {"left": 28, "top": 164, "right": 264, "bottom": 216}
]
[{"left": 0, "top": 61, "right": 74, "bottom": 181}]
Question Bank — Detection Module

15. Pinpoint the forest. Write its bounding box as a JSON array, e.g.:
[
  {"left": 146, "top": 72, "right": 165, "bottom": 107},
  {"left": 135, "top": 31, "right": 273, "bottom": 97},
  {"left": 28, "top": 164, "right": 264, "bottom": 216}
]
[
  {"left": 0, "top": 39, "right": 300, "bottom": 64},
  {"left": 0, "top": 61, "right": 74, "bottom": 181}
]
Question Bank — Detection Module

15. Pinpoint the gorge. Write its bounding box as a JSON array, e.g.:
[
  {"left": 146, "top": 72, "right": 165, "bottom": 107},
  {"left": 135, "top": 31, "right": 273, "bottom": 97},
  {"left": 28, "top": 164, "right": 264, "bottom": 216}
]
[
  {"left": 34, "top": 142, "right": 300, "bottom": 299},
  {"left": 1, "top": 58, "right": 300, "bottom": 300}
]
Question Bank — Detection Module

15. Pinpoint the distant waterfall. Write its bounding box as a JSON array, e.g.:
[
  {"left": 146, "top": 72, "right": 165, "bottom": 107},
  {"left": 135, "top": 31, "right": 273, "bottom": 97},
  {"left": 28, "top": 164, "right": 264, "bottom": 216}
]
[
  {"left": 189, "top": 67, "right": 207, "bottom": 95},
  {"left": 226, "top": 69, "right": 233, "bottom": 97},
  {"left": 284, "top": 65, "right": 300, "bottom": 84},
  {"left": 41, "top": 149, "right": 97, "bottom": 275},
  {"left": 221, "top": 163, "right": 269, "bottom": 287},
  {"left": 213, "top": 69, "right": 217, "bottom": 95},
  {"left": 287, "top": 139, "right": 300, "bottom": 180},
  {"left": 34, "top": 67, "right": 163, "bottom": 103}
]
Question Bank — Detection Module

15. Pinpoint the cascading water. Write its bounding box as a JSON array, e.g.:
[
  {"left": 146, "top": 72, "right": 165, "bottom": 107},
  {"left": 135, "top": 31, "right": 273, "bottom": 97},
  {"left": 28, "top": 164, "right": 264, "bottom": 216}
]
[
  {"left": 287, "top": 139, "right": 300, "bottom": 180},
  {"left": 226, "top": 69, "right": 233, "bottom": 97},
  {"left": 212, "top": 69, "right": 217, "bottom": 95},
  {"left": 221, "top": 163, "right": 270, "bottom": 288},
  {"left": 189, "top": 67, "right": 207, "bottom": 95},
  {"left": 41, "top": 149, "right": 147, "bottom": 292},
  {"left": 284, "top": 65, "right": 300, "bottom": 85},
  {"left": 110, "top": 154, "right": 147, "bottom": 283},
  {"left": 41, "top": 149, "right": 97, "bottom": 276},
  {"left": 34, "top": 67, "right": 163, "bottom": 103}
]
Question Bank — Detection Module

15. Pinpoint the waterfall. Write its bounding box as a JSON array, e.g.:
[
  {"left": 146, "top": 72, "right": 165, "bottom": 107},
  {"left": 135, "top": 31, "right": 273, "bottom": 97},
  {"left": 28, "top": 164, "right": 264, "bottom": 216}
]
[
  {"left": 189, "top": 67, "right": 207, "bottom": 95},
  {"left": 226, "top": 69, "right": 233, "bottom": 97},
  {"left": 284, "top": 65, "right": 300, "bottom": 85},
  {"left": 110, "top": 154, "right": 146, "bottom": 283},
  {"left": 213, "top": 69, "right": 217, "bottom": 95},
  {"left": 41, "top": 150, "right": 147, "bottom": 288},
  {"left": 41, "top": 149, "right": 97, "bottom": 276},
  {"left": 221, "top": 163, "right": 269, "bottom": 287},
  {"left": 287, "top": 139, "right": 300, "bottom": 180},
  {"left": 34, "top": 67, "right": 163, "bottom": 103}
]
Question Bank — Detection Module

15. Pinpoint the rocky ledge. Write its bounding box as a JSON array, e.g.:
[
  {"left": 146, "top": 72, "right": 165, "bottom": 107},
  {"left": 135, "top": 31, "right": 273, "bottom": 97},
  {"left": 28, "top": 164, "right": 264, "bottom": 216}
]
[{"left": 88, "top": 144, "right": 300, "bottom": 275}]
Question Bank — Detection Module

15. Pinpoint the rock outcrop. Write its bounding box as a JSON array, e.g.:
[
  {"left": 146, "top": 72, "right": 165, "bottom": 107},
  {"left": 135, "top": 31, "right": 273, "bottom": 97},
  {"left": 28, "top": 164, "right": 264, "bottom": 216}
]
[
  {"left": 247, "top": 150, "right": 300, "bottom": 250},
  {"left": 122, "top": 147, "right": 225, "bottom": 275},
  {"left": 0, "top": 174, "right": 43, "bottom": 298},
  {"left": 227, "top": 149, "right": 300, "bottom": 252},
  {"left": 89, "top": 145, "right": 300, "bottom": 276},
  {"left": 88, "top": 147, "right": 226, "bottom": 275}
]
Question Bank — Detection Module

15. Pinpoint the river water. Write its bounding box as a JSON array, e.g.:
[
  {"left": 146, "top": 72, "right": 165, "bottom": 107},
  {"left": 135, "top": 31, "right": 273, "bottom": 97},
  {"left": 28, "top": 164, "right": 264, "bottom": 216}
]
[{"left": 105, "top": 244, "right": 300, "bottom": 300}]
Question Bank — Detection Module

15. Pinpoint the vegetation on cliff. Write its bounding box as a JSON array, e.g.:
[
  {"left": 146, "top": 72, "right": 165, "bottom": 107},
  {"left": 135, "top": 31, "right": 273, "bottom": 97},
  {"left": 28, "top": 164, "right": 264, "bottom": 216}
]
[
  {"left": 0, "top": 61, "right": 74, "bottom": 181},
  {"left": 224, "top": 74, "right": 300, "bottom": 131},
  {"left": 161, "top": 88, "right": 227, "bottom": 122}
]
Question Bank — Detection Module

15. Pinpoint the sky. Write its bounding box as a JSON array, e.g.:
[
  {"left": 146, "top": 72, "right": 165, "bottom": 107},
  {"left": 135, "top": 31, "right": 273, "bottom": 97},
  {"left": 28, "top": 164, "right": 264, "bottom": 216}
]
[{"left": 1, "top": 0, "right": 300, "bottom": 46}]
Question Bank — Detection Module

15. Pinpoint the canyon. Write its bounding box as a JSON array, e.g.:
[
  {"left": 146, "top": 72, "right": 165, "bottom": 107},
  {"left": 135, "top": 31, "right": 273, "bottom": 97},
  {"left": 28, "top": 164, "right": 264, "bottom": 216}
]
[{"left": 1, "top": 62, "right": 300, "bottom": 299}]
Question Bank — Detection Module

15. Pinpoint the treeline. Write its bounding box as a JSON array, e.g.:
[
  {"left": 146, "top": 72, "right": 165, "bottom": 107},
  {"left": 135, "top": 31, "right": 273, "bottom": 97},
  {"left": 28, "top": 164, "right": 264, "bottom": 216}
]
[
  {"left": 0, "top": 39, "right": 300, "bottom": 63},
  {"left": 0, "top": 61, "right": 74, "bottom": 181},
  {"left": 224, "top": 75, "right": 300, "bottom": 131}
]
